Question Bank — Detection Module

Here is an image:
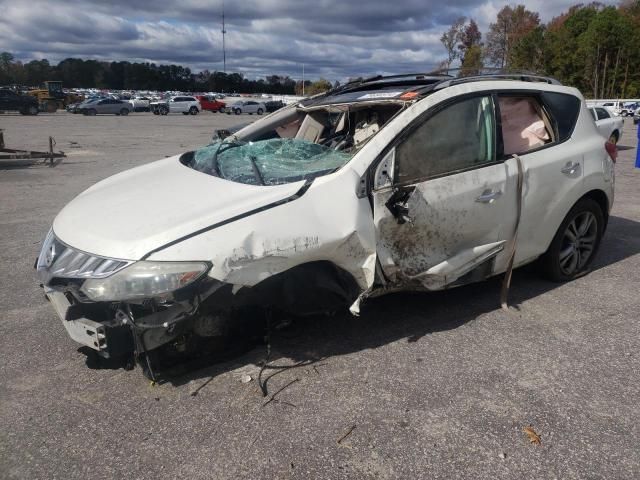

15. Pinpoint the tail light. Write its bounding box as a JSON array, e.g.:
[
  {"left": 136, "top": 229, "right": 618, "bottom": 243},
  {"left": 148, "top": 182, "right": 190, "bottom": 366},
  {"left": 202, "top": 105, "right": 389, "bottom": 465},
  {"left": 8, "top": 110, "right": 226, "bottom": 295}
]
[{"left": 605, "top": 141, "right": 617, "bottom": 163}]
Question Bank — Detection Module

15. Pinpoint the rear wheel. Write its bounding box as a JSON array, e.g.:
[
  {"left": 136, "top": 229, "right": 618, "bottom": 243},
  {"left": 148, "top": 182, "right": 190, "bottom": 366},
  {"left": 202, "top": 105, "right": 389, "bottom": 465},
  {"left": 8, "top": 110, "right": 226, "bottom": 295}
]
[
  {"left": 540, "top": 198, "right": 604, "bottom": 281},
  {"left": 218, "top": 107, "right": 225, "bottom": 114},
  {"left": 608, "top": 131, "right": 619, "bottom": 144},
  {"left": 257, "top": 108, "right": 264, "bottom": 115},
  {"left": 120, "top": 108, "right": 129, "bottom": 116},
  {"left": 86, "top": 108, "right": 97, "bottom": 116}
]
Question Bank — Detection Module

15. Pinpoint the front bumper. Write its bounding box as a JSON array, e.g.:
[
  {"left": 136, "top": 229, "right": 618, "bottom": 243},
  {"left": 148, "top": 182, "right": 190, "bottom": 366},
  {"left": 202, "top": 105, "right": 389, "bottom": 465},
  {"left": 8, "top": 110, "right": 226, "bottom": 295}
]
[{"left": 45, "top": 289, "right": 134, "bottom": 357}]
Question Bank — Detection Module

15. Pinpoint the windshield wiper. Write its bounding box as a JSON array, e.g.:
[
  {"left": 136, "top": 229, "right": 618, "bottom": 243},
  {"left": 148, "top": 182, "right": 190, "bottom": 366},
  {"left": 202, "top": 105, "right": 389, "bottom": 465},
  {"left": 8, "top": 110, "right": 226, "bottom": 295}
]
[
  {"left": 248, "top": 155, "right": 266, "bottom": 185},
  {"left": 211, "top": 137, "right": 244, "bottom": 178}
]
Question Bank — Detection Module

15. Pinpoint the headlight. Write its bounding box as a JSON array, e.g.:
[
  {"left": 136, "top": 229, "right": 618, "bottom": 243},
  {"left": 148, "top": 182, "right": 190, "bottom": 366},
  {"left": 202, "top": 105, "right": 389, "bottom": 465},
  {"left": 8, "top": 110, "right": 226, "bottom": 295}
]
[{"left": 80, "top": 261, "right": 210, "bottom": 302}]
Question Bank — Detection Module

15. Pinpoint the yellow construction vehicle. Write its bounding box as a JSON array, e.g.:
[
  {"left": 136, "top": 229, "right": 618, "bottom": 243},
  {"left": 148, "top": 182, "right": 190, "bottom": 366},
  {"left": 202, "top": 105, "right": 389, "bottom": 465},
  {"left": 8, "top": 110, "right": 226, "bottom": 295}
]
[{"left": 27, "top": 81, "right": 82, "bottom": 112}]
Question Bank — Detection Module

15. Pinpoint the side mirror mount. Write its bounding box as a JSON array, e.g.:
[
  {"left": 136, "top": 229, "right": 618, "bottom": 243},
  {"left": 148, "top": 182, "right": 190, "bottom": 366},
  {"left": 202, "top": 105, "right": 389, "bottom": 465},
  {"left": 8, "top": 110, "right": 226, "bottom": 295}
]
[{"left": 373, "top": 148, "right": 395, "bottom": 190}]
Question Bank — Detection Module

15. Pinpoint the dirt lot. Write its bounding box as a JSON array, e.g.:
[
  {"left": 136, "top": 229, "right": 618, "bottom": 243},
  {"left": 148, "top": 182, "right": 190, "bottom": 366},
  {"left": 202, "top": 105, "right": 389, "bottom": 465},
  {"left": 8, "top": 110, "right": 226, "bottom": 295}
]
[{"left": 1, "top": 111, "right": 639, "bottom": 479}]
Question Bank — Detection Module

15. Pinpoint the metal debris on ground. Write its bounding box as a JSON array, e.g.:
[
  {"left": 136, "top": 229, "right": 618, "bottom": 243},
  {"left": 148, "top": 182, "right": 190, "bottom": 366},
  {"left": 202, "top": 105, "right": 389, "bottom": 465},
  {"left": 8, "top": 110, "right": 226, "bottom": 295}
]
[
  {"left": 337, "top": 425, "right": 356, "bottom": 445},
  {"left": 262, "top": 378, "right": 300, "bottom": 407},
  {"left": 523, "top": 425, "right": 542, "bottom": 445},
  {"left": 0, "top": 129, "right": 66, "bottom": 165}
]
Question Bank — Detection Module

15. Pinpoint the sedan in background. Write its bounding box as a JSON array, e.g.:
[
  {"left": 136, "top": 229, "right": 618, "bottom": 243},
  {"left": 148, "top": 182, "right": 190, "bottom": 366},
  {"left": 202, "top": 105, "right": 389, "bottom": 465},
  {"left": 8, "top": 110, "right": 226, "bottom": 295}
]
[
  {"left": 80, "top": 98, "right": 131, "bottom": 116},
  {"left": 226, "top": 100, "right": 266, "bottom": 115},
  {"left": 589, "top": 106, "right": 624, "bottom": 144}
]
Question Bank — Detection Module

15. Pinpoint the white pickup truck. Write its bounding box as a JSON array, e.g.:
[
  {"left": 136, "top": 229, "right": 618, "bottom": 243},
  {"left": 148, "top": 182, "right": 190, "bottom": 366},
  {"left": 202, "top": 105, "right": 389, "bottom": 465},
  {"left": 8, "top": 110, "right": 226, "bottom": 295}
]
[{"left": 589, "top": 106, "right": 624, "bottom": 144}]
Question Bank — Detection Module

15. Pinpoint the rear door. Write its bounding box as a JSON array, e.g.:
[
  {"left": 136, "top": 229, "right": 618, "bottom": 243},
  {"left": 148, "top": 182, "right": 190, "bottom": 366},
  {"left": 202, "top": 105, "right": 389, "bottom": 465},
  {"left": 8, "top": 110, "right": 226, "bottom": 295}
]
[
  {"left": 372, "top": 94, "right": 519, "bottom": 289},
  {"left": 169, "top": 97, "right": 182, "bottom": 113},
  {"left": 594, "top": 107, "right": 612, "bottom": 138}
]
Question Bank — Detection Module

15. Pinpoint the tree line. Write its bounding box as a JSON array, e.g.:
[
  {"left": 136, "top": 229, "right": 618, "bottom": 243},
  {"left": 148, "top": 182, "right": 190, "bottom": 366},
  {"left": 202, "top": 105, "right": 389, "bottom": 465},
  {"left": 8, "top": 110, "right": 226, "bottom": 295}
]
[
  {"left": 0, "top": 54, "right": 305, "bottom": 94},
  {"left": 440, "top": 1, "right": 640, "bottom": 98}
]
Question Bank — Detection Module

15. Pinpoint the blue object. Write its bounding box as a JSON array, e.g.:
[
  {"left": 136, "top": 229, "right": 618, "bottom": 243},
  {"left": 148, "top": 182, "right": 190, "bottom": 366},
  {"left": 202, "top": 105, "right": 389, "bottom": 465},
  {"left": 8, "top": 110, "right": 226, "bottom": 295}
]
[{"left": 636, "top": 121, "right": 640, "bottom": 169}]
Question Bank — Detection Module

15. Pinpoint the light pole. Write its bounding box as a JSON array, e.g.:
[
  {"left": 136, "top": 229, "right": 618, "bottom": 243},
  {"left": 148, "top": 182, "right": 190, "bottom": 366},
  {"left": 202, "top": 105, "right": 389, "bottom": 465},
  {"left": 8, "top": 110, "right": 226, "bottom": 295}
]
[
  {"left": 302, "top": 63, "right": 305, "bottom": 96},
  {"left": 221, "top": 0, "right": 227, "bottom": 74}
]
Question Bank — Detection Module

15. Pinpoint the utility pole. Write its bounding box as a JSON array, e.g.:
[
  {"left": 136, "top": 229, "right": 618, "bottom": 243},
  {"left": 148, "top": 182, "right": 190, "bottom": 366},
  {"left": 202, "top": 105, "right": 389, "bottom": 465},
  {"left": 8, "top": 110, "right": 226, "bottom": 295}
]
[
  {"left": 302, "top": 63, "right": 305, "bottom": 96},
  {"left": 221, "top": 0, "right": 227, "bottom": 74}
]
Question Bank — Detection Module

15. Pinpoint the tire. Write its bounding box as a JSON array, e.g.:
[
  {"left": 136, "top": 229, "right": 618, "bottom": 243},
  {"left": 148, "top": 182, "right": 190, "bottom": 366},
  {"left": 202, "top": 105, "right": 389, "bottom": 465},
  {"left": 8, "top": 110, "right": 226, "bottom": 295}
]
[
  {"left": 540, "top": 198, "right": 604, "bottom": 282},
  {"left": 189, "top": 106, "right": 198, "bottom": 115},
  {"left": 160, "top": 107, "right": 169, "bottom": 115},
  {"left": 120, "top": 108, "right": 129, "bottom": 116},
  {"left": 608, "top": 131, "right": 619, "bottom": 144},
  {"left": 257, "top": 108, "right": 264, "bottom": 115},
  {"left": 234, "top": 109, "right": 241, "bottom": 115},
  {"left": 153, "top": 109, "right": 160, "bottom": 115},
  {"left": 87, "top": 108, "right": 97, "bottom": 116},
  {"left": 218, "top": 107, "right": 225, "bottom": 114},
  {"left": 182, "top": 112, "right": 189, "bottom": 115}
]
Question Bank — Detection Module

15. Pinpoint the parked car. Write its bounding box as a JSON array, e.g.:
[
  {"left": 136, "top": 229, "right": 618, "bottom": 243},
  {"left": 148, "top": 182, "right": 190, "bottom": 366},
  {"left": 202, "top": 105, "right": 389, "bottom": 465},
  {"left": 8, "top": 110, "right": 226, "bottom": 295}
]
[
  {"left": 195, "top": 95, "right": 226, "bottom": 113},
  {"left": 589, "top": 106, "right": 624, "bottom": 144},
  {"left": 634, "top": 107, "right": 640, "bottom": 125},
  {"left": 128, "top": 97, "right": 151, "bottom": 112},
  {"left": 265, "top": 100, "right": 285, "bottom": 113},
  {"left": 0, "top": 88, "right": 39, "bottom": 115},
  {"left": 150, "top": 96, "right": 201, "bottom": 115},
  {"left": 620, "top": 102, "right": 639, "bottom": 117},
  {"left": 36, "top": 73, "right": 616, "bottom": 378},
  {"left": 227, "top": 100, "right": 266, "bottom": 115},
  {"left": 80, "top": 98, "right": 131, "bottom": 116}
]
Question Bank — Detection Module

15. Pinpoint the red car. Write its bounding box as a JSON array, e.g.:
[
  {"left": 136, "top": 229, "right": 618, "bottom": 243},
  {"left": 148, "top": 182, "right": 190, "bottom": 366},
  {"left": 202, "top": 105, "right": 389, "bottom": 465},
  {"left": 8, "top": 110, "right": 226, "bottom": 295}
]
[{"left": 195, "top": 95, "right": 226, "bottom": 113}]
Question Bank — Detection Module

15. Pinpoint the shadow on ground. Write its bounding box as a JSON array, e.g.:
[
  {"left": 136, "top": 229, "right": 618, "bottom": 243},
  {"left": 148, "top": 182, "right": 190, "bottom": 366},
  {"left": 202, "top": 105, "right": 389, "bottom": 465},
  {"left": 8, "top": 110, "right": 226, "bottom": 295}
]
[{"left": 82, "top": 215, "right": 640, "bottom": 387}]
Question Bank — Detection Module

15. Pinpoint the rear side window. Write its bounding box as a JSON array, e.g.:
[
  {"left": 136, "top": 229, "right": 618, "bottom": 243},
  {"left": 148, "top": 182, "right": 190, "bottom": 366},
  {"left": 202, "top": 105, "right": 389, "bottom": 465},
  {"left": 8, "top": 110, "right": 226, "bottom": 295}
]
[
  {"left": 541, "top": 92, "right": 581, "bottom": 143},
  {"left": 595, "top": 108, "right": 610, "bottom": 120},
  {"left": 395, "top": 95, "right": 495, "bottom": 183},
  {"left": 498, "top": 96, "right": 552, "bottom": 155}
]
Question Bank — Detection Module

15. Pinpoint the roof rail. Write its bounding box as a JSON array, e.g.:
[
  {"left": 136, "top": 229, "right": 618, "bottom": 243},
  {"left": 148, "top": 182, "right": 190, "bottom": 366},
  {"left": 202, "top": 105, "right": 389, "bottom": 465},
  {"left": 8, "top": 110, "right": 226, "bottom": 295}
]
[{"left": 433, "top": 73, "right": 561, "bottom": 90}]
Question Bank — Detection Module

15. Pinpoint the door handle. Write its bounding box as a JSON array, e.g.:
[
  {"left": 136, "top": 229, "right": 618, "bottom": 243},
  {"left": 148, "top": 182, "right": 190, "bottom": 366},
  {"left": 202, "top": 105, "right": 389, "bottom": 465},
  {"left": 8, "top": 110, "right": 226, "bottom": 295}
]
[
  {"left": 561, "top": 161, "right": 580, "bottom": 175},
  {"left": 475, "top": 189, "right": 502, "bottom": 203}
]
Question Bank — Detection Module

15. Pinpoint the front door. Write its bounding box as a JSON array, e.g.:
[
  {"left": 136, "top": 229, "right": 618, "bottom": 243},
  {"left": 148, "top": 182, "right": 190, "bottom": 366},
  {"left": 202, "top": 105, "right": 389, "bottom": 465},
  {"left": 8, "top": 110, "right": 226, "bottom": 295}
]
[{"left": 372, "top": 94, "right": 519, "bottom": 290}]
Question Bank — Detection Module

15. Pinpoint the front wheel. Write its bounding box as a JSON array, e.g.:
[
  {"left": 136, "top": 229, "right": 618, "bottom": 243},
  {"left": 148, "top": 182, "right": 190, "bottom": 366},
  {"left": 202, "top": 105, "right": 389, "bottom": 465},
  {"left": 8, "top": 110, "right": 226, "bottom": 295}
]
[
  {"left": 218, "top": 107, "right": 225, "bottom": 114},
  {"left": 120, "top": 108, "right": 129, "bottom": 116},
  {"left": 257, "top": 108, "right": 264, "bottom": 115},
  {"left": 234, "top": 109, "right": 241, "bottom": 115},
  {"left": 540, "top": 198, "right": 604, "bottom": 282},
  {"left": 189, "top": 106, "right": 199, "bottom": 115},
  {"left": 160, "top": 107, "right": 169, "bottom": 115},
  {"left": 86, "top": 108, "right": 97, "bottom": 116}
]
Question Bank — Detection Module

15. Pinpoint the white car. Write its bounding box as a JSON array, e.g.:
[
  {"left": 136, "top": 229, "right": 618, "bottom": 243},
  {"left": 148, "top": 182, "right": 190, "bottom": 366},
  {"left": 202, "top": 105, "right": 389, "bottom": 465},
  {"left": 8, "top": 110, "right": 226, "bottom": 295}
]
[
  {"left": 150, "top": 96, "right": 201, "bottom": 115},
  {"left": 227, "top": 100, "right": 266, "bottom": 115},
  {"left": 589, "top": 106, "right": 624, "bottom": 144},
  {"left": 37, "top": 73, "right": 616, "bottom": 378},
  {"left": 128, "top": 97, "right": 151, "bottom": 112}
]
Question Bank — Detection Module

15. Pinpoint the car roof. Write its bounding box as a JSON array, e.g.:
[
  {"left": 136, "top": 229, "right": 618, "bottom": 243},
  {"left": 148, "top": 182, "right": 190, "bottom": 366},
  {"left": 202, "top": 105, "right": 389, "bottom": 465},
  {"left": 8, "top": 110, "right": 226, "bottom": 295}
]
[{"left": 304, "top": 71, "right": 563, "bottom": 108}]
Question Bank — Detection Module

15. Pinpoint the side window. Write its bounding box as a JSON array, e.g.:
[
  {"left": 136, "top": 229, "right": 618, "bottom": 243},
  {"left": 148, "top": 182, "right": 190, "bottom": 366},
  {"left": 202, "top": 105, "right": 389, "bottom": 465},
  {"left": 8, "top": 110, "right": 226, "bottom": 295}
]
[
  {"left": 499, "top": 96, "right": 552, "bottom": 156},
  {"left": 541, "top": 92, "right": 580, "bottom": 142},
  {"left": 395, "top": 95, "right": 495, "bottom": 183},
  {"left": 596, "top": 108, "right": 610, "bottom": 120}
]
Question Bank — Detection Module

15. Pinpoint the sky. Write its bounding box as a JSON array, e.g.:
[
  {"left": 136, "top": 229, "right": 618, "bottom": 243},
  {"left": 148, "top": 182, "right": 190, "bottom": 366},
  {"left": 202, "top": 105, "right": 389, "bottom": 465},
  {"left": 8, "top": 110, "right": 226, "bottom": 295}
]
[{"left": 0, "top": 0, "right": 619, "bottom": 81}]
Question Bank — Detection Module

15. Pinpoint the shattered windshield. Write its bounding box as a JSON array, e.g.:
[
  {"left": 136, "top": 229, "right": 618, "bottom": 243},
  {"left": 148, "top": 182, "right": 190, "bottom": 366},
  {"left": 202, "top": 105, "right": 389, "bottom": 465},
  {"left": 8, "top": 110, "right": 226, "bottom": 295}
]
[{"left": 185, "top": 138, "right": 353, "bottom": 186}]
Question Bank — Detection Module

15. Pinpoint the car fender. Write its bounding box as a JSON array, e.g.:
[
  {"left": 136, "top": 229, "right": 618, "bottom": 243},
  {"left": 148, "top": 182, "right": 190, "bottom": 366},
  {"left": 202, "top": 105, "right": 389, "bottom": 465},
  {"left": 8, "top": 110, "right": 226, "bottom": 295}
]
[{"left": 146, "top": 168, "right": 377, "bottom": 297}]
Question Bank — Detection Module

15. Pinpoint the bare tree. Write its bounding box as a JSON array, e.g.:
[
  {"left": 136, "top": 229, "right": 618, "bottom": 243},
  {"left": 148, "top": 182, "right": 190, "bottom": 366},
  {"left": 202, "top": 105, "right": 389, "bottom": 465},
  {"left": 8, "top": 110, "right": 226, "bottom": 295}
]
[{"left": 440, "top": 17, "right": 466, "bottom": 71}]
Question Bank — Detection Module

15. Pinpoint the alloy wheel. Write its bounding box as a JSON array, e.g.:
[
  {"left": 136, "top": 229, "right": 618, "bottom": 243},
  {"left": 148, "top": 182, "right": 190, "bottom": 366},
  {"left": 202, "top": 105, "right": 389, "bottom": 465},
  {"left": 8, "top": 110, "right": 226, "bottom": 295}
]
[{"left": 558, "top": 211, "right": 598, "bottom": 276}]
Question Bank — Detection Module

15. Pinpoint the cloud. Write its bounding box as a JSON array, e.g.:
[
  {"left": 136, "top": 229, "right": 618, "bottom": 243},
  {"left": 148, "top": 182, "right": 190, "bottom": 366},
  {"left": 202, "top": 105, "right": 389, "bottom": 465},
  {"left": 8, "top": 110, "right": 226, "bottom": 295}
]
[{"left": 0, "top": 0, "right": 618, "bottom": 81}]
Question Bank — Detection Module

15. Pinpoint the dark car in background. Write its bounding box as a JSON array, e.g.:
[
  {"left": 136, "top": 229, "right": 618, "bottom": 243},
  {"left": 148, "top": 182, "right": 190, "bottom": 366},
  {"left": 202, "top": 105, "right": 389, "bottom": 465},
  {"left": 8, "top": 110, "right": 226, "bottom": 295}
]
[
  {"left": 0, "top": 88, "right": 40, "bottom": 115},
  {"left": 265, "top": 100, "right": 285, "bottom": 113}
]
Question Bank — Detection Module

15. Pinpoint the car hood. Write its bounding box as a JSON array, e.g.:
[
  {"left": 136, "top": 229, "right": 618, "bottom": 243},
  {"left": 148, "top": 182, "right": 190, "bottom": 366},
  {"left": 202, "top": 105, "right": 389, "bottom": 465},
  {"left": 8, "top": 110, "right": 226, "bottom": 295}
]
[{"left": 53, "top": 155, "right": 306, "bottom": 260}]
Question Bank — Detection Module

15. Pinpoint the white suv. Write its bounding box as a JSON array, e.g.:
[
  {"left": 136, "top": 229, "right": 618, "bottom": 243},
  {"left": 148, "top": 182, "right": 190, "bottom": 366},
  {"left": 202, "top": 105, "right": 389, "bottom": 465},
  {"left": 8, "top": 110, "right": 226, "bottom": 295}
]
[
  {"left": 36, "top": 73, "right": 616, "bottom": 378},
  {"left": 150, "top": 96, "right": 201, "bottom": 115}
]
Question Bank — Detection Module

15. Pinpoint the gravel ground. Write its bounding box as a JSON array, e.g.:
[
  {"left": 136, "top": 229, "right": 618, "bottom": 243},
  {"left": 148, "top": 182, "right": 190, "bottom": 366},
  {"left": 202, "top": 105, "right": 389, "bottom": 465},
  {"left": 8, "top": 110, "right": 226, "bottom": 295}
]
[{"left": 0, "top": 111, "right": 639, "bottom": 480}]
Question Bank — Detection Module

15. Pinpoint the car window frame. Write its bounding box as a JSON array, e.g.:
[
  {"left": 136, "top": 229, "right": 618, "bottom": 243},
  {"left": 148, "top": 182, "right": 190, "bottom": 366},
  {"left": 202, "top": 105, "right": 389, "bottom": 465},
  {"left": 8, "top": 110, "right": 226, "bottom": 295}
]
[
  {"left": 375, "top": 92, "right": 501, "bottom": 188},
  {"left": 494, "top": 91, "right": 558, "bottom": 160}
]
